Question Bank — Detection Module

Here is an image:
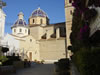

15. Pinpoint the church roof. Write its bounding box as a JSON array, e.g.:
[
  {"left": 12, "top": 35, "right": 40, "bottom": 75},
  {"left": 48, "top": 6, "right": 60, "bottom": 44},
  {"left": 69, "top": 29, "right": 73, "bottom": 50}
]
[
  {"left": 31, "top": 7, "right": 48, "bottom": 18},
  {"left": 13, "top": 19, "right": 27, "bottom": 27},
  {"left": 12, "top": 12, "right": 27, "bottom": 28}
]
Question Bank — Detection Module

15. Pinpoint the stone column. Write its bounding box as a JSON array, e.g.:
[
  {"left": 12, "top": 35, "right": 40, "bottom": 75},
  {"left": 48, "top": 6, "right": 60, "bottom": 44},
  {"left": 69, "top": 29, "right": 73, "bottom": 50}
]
[
  {"left": 46, "top": 31, "right": 50, "bottom": 39},
  {"left": 56, "top": 28, "right": 60, "bottom": 39}
]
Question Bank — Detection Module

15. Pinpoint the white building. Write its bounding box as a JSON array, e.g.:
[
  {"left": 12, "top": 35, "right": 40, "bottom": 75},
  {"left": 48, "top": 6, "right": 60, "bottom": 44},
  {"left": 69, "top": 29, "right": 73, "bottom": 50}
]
[
  {"left": 0, "top": 2, "right": 6, "bottom": 39},
  {"left": 1, "top": 33, "right": 19, "bottom": 55}
]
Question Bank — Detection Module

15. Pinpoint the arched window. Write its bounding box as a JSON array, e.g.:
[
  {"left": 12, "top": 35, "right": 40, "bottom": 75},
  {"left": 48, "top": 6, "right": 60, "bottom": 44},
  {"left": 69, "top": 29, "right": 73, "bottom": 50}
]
[
  {"left": 20, "top": 29, "right": 22, "bottom": 32},
  {"left": 33, "top": 19, "right": 34, "bottom": 23},
  {"left": 28, "top": 30, "right": 30, "bottom": 35},
  {"left": 70, "top": 10, "right": 73, "bottom": 15},
  {"left": 14, "top": 29, "right": 16, "bottom": 33},
  {"left": 40, "top": 19, "right": 43, "bottom": 24},
  {"left": 25, "top": 29, "right": 27, "bottom": 33}
]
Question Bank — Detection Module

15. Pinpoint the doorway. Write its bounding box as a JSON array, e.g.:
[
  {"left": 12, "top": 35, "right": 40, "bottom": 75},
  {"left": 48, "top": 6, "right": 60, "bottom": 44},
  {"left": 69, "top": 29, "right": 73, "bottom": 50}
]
[{"left": 29, "top": 52, "right": 32, "bottom": 61}]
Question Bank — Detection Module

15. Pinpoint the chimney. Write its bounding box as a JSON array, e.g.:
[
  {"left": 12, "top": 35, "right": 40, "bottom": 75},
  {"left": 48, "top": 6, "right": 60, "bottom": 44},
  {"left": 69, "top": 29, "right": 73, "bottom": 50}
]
[{"left": 56, "top": 28, "right": 60, "bottom": 39}]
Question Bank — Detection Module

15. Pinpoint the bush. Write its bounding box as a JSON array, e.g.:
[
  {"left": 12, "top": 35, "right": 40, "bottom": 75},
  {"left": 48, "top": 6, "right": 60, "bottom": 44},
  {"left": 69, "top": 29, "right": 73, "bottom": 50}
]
[
  {"left": 0, "top": 56, "right": 8, "bottom": 63},
  {"left": 2, "top": 56, "right": 21, "bottom": 66},
  {"left": 73, "top": 48, "right": 100, "bottom": 75},
  {"left": 54, "top": 58, "right": 71, "bottom": 75},
  {"left": 58, "top": 58, "right": 70, "bottom": 70}
]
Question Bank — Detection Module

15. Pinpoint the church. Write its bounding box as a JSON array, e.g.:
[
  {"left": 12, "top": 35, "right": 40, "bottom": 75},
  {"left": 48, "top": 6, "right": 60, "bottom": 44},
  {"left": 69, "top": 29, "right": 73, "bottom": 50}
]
[{"left": 2, "top": 7, "right": 66, "bottom": 62}]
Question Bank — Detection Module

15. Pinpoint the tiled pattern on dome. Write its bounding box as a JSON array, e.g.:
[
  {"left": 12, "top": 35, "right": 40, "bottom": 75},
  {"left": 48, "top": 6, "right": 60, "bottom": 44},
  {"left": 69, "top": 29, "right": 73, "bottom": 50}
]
[
  {"left": 13, "top": 19, "right": 27, "bottom": 27},
  {"left": 32, "top": 8, "right": 47, "bottom": 17}
]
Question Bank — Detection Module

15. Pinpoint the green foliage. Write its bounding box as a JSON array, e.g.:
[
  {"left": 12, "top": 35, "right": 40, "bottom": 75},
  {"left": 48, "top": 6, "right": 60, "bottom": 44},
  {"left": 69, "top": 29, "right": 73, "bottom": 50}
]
[
  {"left": 71, "top": 0, "right": 100, "bottom": 75},
  {"left": 73, "top": 48, "right": 100, "bottom": 75},
  {"left": 2, "top": 56, "right": 20, "bottom": 66},
  {"left": 70, "top": 1, "right": 97, "bottom": 52},
  {"left": 0, "top": 47, "right": 8, "bottom": 63},
  {"left": 0, "top": 56, "right": 8, "bottom": 62}
]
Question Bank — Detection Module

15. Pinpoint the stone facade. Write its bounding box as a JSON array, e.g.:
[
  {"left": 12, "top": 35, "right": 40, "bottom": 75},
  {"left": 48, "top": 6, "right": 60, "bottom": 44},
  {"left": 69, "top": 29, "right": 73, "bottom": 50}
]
[
  {"left": 39, "top": 38, "right": 66, "bottom": 61},
  {"left": 19, "top": 35, "right": 40, "bottom": 61}
]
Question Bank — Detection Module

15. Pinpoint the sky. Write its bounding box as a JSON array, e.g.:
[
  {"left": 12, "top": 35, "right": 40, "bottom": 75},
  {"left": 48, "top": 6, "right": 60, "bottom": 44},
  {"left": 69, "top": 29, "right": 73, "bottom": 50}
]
[{"left": 3, "top": 0, "right": 65, "bottom": 34}]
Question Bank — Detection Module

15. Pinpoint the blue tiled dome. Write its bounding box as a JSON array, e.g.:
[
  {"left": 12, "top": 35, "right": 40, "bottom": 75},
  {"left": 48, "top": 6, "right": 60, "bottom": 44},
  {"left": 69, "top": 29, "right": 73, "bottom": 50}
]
[
  {"left": 11, "top": 12, "right": 28, "bottom": 28},
  {"left": 13, "top": 19, "right": 27, "bottom": 27},
  {"left": 31, "top": 7, "right": 48, "bottom": 17}
]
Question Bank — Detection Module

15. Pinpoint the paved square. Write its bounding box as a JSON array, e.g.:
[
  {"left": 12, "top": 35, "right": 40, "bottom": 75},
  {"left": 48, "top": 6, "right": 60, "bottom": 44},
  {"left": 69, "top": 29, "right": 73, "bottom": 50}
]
[{"left": 12, "top": 64, "right": 54, "bottom": 75}]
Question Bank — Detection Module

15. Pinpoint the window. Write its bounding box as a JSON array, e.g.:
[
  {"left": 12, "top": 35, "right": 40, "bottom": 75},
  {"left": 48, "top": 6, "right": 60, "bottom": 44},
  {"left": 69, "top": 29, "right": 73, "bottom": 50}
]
[
  {"left": 28, "top": 19, "right": 30, "bottom": 24},
  {"left": 30, "top": 39, "right": 32, "bottom": 42},
  {"left": 69, "top": 0, "right": 72, "bottom": 3},
  {"left": 33, "top": 19, "right": 34, "bottom": 23},
  {"left": 28, "top": 30, "right": 30, "bottom": 34},
  {"left": 40, "top": 19, "right": 43, "bottom": 24},
  {"left": 14, "top": 29, "right": 16, "bottom": 33},
  {"left": 20, "top": 29, "right": 22, "bottom": 32},
  {"left": 70, "top": 10, "right": 73, "bottom": 15},
  {"left": 25, "top": 29, "right": 27, "bottom": 33}
]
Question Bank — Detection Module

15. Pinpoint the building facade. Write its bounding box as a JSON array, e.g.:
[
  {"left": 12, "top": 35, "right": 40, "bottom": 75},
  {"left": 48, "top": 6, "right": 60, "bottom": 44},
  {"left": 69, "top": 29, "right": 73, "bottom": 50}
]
[{"left": 6, "top": 8, "right": 66, "bottom": 62}]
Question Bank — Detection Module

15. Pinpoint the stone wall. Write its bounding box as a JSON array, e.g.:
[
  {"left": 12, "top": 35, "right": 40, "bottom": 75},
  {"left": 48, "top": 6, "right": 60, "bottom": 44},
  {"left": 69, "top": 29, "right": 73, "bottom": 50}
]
[
  {"left": 39, "top": 38, "right": 66, "bottom": 61},
  {"left": 19, "top": 35, "right": 40, "bottom": 61}
]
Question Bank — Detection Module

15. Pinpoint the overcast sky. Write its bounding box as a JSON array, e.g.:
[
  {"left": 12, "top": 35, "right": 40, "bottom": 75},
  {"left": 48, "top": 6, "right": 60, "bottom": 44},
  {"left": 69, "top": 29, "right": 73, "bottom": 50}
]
[{"left": 3, "top": 0, "right": 65, "bottom": 33}]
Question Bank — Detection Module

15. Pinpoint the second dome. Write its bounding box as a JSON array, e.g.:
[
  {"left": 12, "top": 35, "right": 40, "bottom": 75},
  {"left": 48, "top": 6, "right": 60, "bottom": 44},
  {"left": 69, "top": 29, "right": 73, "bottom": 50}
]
[{"left": 31, "top": 7, "right": 48, "bottom": 17}]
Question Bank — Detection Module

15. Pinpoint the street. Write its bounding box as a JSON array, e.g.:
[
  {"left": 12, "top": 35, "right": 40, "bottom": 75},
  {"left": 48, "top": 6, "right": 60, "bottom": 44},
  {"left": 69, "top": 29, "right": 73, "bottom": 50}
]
[{"left": 12, "top": 63, "right": 54, "bottom": 75}]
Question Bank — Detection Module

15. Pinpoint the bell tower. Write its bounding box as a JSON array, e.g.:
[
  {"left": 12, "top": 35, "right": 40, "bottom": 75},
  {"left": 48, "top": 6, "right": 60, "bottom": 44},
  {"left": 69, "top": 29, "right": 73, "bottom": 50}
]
[
  {"left": 0, "top": 0, "right": 6, "bottom": 39},
  {"left": 65, "top": 0, "right": 74, "bottom": 58}
]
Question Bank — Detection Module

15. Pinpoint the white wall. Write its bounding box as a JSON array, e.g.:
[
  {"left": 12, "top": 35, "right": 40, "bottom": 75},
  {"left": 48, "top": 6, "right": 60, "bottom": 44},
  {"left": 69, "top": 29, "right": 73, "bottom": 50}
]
[
  {"left": 0, "top": 9, "right": 6, "bottom": 38},
  {"left": 12, "top": 26, "right": 28, "bottom": 37},
  {"left": 1, "top": 34, "right": 20, "bottom": 54}
]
